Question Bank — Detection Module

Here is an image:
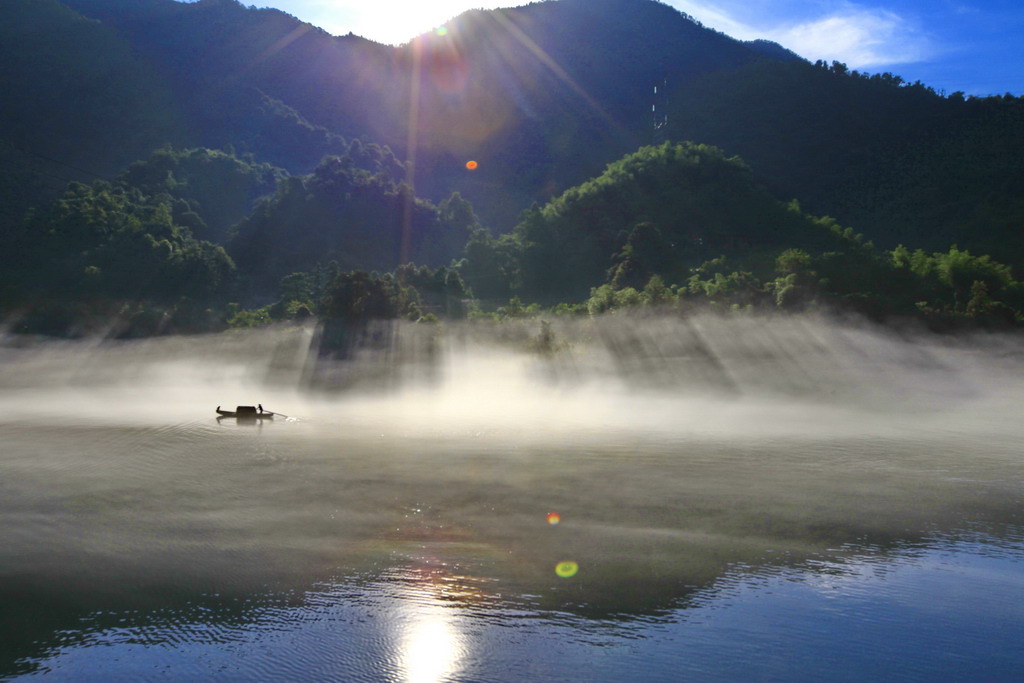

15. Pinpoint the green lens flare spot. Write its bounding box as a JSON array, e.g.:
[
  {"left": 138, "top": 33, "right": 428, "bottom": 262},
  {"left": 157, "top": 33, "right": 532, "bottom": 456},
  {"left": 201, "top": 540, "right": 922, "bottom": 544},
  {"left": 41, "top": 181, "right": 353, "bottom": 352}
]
[{"left": 555, "top": 561, "right": 579, "bottom": 578}]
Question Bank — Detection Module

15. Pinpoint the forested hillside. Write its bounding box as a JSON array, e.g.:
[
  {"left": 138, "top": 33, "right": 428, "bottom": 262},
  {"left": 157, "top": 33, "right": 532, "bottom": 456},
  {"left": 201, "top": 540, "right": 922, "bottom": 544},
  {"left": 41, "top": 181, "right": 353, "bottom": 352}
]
[
  {"left": 1, "top": 0, "right": 1023, "bottom": 336},
  {"left": 6, "top": 0, "right": 1019, "bottom": 247},
  {"left": 458, "top": 142, "right": 1024, "bottom": 328},
  {"left": 0, "top": 0, "right": 185, "bottom": 228}
]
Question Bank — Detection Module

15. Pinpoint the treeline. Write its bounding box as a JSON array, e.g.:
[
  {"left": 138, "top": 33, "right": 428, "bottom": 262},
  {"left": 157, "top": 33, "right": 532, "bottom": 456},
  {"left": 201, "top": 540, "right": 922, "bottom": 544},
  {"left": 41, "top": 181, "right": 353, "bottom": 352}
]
[
  {"left": 229, "top": 149, "right": 474, "bottom": 292},
  {"left": 575, "top": 243, "right": 1022, "bottom": 328},
  {"left": 460, "top": 143, "right": 855, "bottom": 304},
  {"left": 231, "top": 142, "right": 1024, "bottom": 337},
  {"left": 1, "top": 179, "right": 233, "bottom": 336},
  {"left": 227, "top": 263, "right": 469, "bottom": 328},
  {"left": 0, "top": 146, "right": 283, "bottom": 335},
  {"left": 453, "top": 143, "right": 1024, "bottom": 329},
  {"left": 2, "top": 141, "right": 1022, "bottom": 338},
  {"left": 0, "top": 141, "right": 471, "bottom": 336}
]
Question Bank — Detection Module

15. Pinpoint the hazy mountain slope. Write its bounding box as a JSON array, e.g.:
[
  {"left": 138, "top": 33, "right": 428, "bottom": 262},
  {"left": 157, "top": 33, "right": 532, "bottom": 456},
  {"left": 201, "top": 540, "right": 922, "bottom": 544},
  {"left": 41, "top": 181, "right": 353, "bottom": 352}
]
[
  {"left": 57, "top": 0, "right": 396, "bottom": 160},
  {"left": 504, "top": 142, "right": 858, "bottom": 302},
  {"left": 0, "top": 0, "right": 186, "bottom": 228},
  {"left": 53, "top": 0, "right": 781, "bottom": 223},
  {"left": 7, "top": 0, "right": 1023, "bottom": 265},
  {"left": 115, "top": 147, "right": 286, "bottom": 244},
  {"left": 669, "top": 58, "right": 1024, "bottom": 253},
  {"left": 392, "top": 0, "right": 776, "bottom": 225}
]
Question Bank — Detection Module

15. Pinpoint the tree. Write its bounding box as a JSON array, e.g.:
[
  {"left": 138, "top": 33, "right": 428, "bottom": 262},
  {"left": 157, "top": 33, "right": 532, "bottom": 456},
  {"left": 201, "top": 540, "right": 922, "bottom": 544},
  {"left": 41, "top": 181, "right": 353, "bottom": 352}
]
[
  {"left": 458, "top": 228, "right": 519, "bottom": 301},
  {"left": 228, "top": 154, "right": 447, "bottom": 292},
  {"left": 508, "top": 142, "right": 851, "bottom": 303},
  {"left": 608, "top": 222, "right": 679, "bottom": 290},
  {"left": 932, "top": 246, "right": 1013, "bottom": 309},
  {"left": 321, "top": 270, "right": 408, "bottom": 322}
]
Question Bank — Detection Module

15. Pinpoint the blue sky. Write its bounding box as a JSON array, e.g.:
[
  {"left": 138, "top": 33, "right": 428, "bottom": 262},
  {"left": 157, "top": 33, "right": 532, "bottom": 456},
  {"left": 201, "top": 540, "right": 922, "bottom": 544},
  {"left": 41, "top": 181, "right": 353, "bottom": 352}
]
[{"left": 214, "top": 0, "right": 1023, "bottom": 95}]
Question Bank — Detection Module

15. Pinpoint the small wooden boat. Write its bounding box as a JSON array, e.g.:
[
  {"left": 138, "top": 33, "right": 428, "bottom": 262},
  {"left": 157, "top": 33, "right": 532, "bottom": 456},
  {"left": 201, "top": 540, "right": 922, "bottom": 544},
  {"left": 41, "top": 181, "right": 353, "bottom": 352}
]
[{"left": 216, "top": 405, "right": 274, "bottom": 419}]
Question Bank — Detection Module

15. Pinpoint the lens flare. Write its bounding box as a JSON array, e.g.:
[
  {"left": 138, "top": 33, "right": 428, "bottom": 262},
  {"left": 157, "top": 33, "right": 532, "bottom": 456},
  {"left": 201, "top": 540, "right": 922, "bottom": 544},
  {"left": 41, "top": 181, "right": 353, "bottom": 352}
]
[
  {"left": 435, "top": 26, "right": 448, "bottom": 37},
  {"left": 555, "top": 561, "right": 578, "bottom": 578},
  {"left": 546, "top": 512, "right": 560, "bottom": 525},
  {"left": 465, "top": 160, "right": 478, "bottom": 171}
]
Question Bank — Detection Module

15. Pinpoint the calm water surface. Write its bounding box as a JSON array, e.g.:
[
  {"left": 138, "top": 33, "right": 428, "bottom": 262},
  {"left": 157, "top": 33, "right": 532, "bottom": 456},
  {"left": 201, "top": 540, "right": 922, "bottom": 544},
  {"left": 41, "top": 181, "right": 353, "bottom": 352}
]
[{"left": 2, "top": 316, "right": 1024, "bottom": 681}]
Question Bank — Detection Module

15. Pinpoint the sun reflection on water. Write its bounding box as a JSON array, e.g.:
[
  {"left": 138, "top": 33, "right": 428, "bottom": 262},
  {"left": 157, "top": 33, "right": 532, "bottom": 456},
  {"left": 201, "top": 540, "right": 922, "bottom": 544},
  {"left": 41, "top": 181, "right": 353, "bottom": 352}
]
[
  {"left": 400, "top": 605, "right": 463, "bottom": 683},
  {"left": 388, "top": 546, "right": 477, "bottom": 683}
]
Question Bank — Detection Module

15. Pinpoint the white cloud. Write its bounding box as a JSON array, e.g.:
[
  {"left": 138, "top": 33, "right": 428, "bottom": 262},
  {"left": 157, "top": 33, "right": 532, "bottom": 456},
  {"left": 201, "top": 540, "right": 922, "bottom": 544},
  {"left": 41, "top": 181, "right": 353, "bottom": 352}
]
[
  {"left": 669, "top": 0, "right": 756, "bottom": 39},
  {"left": 667, "top": 1, "right": 935, "bottom": 68},
  {"left": 774, "top": 9, "right": 933, "bottom": 67}
]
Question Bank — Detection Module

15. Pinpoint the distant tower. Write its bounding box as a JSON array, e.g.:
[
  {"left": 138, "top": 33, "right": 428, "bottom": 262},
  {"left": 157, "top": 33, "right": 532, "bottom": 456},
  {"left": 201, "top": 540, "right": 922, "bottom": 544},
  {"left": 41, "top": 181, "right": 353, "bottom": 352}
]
[{"left": 652, "top": 77, "right": 668, "bottom": 145}]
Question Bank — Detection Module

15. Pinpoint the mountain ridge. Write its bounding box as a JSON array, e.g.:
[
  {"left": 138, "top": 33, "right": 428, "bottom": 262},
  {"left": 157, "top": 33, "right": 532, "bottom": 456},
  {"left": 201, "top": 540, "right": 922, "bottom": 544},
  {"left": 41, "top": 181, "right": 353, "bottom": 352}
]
[{"left": 3, "top": 0, "right": 1022, "bottom": 259}]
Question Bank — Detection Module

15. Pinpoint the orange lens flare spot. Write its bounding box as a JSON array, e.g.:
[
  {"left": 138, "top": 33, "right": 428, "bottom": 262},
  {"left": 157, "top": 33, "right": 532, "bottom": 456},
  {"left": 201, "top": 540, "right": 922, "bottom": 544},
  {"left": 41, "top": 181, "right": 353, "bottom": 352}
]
[
  {"left": 555, "top": 561, "right": 579, "bottom": 578},
  {"left": 546, "top": 512, "right": 561, "bottom": 525},
  {"left": 465, "top": 160, "right": 479, "bottom": 171}
]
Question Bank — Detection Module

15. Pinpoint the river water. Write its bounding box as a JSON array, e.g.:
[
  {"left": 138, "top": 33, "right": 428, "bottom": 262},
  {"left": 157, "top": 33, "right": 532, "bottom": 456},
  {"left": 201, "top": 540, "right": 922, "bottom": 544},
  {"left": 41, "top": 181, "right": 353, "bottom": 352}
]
[{"left": 2, "top": 314, "right": 1023, "bottom": 681}]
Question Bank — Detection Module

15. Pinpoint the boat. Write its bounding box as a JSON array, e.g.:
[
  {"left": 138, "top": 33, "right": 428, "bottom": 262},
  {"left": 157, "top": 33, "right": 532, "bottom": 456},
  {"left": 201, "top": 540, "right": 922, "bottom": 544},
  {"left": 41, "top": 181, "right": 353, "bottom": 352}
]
[{"left": 216, "top": 405, "right": 274, "bottom": 419}]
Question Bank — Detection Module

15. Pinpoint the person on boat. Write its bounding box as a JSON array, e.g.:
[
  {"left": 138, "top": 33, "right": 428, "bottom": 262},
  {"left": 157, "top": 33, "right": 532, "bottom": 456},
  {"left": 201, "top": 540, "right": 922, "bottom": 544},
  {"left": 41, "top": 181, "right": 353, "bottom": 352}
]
[{"left": 258, "top": 404, "right": 264, "bottom": 414}]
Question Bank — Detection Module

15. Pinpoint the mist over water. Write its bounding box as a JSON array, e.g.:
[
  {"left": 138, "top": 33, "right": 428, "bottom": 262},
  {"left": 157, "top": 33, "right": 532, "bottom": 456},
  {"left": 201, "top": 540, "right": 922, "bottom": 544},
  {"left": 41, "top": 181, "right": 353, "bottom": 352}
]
[
  {"left": 2, "top": 312, "right": 1015, "bottom": 433},
  {"left": 3, "top": 313, "right": 1024, "bottom": 680}
]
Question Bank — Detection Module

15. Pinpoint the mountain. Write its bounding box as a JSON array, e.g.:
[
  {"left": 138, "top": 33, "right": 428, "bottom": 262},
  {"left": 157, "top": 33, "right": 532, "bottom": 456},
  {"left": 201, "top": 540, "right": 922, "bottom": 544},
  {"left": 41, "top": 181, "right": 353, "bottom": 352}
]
[
  {"left": 3, "top": 0, "right": 1023, "bottom": 266},
  {"left": 456, "top": 142, "right": 1024, "bottom": 326},
  {"left": 42, "top": 0, "right": 777, "bottom": 224},
  {"left": 487, "top": 141, "right": 859, "bottom": 303},
  {"left": 228, "top": 153, "right": 474, "bottom": 292},
  {"left": 0, "top": 0, "right": 185, "bottom": 228}
]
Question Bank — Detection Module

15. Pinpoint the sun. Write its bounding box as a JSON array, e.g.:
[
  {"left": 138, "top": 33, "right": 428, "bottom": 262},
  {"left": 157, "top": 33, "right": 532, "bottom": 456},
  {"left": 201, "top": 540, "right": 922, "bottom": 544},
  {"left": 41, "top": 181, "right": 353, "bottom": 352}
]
[{"left": 313, "top": 1, "right": 486, "bottom": 45}]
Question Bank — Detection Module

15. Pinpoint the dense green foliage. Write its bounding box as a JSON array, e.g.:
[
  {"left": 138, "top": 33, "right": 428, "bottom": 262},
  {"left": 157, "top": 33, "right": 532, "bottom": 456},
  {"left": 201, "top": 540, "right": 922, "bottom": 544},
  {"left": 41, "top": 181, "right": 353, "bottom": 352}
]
[
  {"left": 459, "top": 143, "right": 859, "bottom": 303},
  {"left": 448, "top": 143, "right": 1024, "bottom": 328},
  {"left": 0, "top": 109, "right": 483, "bottom": 336},
  {"left": 4, "top": 134, "right": 1023, "bottom": 336},
  {"left": 229, "top": 153, "right": 475, "bottom": 291},
  {"left": 671, "top": 58, "right": 1024, "bottom": 256},
  {"left": 1, "top": 144, "right": 295, "bottom": 334},
  {"left": 2, "top": 0, "right": 1023, "bottom": 336},
  {"left": 1, "top": 181, "right": 234, "bottom": 335},
  {"left": 116, "top": 147, "right": 284, "bottom": 243},
  {"left": 566, "top": 241, "right": 1024, "bottom": 329}
]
